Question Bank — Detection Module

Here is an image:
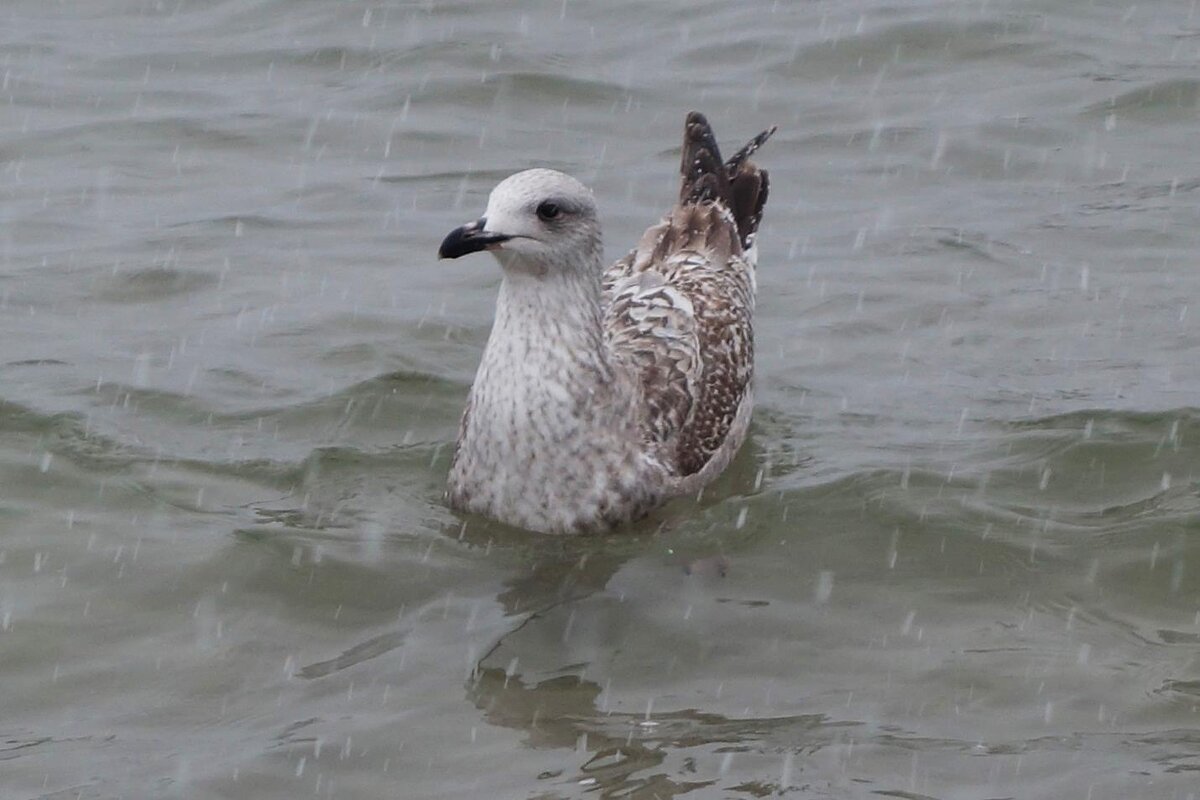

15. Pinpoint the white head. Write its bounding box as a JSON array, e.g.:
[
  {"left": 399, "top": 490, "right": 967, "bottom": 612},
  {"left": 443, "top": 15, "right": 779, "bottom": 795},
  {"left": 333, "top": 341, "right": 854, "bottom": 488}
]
[{"left": 438, "top": 169, "right": 602, "bottom": 277}]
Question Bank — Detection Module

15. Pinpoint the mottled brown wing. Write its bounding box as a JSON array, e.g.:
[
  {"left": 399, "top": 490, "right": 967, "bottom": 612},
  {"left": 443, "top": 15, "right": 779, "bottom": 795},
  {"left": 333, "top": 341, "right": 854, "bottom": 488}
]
[
  {"left": 603, "top": 112, "right": 769, "bottom": 477},
  {"left": 605, "top": 252, "right": 701, "bottom": 449},
  {"left": 604, "top": 203, "right": 755, "bottom": 476},
  {"left": 662, "top": 249, "right": 754, "bottom": 476}
]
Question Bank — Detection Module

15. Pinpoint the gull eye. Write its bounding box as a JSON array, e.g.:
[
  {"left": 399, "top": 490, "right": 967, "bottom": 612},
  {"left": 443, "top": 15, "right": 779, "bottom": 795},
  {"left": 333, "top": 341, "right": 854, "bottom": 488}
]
[{"left": 536, "top": 201, "right": 561, "bottom": 221}]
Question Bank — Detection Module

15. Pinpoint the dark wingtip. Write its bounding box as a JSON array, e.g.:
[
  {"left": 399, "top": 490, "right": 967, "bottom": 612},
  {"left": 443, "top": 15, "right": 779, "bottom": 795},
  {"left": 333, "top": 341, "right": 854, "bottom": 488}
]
[
  {"left": 678, "top": 114, "right": 778, "bottom": 251},
  {"left": 682, "top": 111, "right": 722, "bottom": 161},
  {"left": 724, "top": 124, "right": 778, "bottom": 175},
  {"left": 679, "top": 111, "right": 728, "bottom": 204}
]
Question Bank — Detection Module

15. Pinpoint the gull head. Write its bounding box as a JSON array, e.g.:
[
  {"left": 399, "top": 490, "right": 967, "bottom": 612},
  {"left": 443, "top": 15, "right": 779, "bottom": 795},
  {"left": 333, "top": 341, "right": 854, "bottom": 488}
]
[{"left": 438, "top": 169, "right": 601, "bottom": 276}]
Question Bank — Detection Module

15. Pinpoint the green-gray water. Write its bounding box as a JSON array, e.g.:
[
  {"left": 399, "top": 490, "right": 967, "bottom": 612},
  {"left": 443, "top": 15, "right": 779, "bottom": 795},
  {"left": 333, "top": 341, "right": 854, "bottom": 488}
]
[{"left": 2, "top": 1, "right": 1199, "bottom": 798}]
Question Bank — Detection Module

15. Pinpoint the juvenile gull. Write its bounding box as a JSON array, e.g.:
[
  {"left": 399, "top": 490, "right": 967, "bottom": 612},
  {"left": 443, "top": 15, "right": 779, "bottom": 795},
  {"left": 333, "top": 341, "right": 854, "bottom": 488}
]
[{"left": 438, "top": 112, "right": 775, "bottom": 534}]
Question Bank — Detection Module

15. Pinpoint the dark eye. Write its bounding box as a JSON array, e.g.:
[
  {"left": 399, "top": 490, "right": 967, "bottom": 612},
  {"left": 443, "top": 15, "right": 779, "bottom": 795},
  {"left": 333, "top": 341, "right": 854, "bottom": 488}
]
[{"left": 536, "top": 201, "right": 561, "bottom": 221}]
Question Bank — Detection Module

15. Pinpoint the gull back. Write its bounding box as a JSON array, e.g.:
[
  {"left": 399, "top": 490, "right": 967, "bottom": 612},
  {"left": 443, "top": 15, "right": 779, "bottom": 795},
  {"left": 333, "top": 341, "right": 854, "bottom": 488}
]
[{"left": 604, "top": 112, "right": 775, "bottom": 482}]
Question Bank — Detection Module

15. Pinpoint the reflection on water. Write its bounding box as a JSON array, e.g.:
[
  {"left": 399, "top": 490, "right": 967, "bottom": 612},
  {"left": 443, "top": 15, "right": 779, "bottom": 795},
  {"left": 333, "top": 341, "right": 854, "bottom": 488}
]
[{"left": 466, "top": 548, "right": 843, "bottom": 800}]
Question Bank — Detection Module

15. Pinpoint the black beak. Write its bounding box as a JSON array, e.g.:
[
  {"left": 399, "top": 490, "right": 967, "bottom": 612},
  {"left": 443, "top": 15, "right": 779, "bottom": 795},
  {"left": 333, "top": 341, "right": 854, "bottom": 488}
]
[{"left": 438, "top": 217, "right": 511, "bottom": 259}]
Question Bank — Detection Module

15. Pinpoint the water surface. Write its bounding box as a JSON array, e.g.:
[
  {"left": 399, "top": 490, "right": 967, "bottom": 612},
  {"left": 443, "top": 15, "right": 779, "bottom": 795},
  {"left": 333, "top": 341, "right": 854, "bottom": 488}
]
[{"left": 2, "top": 1, "right": 1199, "bottom": 798}]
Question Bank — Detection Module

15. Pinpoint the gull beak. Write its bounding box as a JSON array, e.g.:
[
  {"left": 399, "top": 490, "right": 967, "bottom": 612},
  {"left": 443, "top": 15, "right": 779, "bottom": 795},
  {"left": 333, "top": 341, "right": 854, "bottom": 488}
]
[{"left": 438, "top": 217, "right": 512, "bottom": 259}]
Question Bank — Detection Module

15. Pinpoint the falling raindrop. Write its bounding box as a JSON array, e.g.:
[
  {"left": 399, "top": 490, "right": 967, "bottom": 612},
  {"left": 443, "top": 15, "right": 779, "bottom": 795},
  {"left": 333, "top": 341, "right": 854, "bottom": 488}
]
[
  {"left": 1170, "top": 560, "right": 1184, "bottom": 593},
  {"left": 815, "top": 570, "right": 834, "bottom": 604}
]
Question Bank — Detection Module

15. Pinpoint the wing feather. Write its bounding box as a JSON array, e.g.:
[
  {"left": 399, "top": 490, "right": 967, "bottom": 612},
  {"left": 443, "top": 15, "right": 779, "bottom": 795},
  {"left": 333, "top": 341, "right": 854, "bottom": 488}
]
[
  {"left": 604, "top": 205, "right": 755, "bottom": 476},
  {"left": 603, "top": 113, "right": 771, "bottom": 478}
]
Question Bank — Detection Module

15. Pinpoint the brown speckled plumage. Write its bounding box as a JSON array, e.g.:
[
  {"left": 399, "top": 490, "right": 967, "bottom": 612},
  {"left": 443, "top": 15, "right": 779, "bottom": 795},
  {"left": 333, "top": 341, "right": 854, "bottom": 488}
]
[{"left": 441, "top": 112, "right": 774, "bottom": 533}]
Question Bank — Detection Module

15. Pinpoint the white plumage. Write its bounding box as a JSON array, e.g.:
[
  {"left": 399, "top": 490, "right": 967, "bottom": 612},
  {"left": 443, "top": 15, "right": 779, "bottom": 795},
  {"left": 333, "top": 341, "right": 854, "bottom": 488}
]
[{"left": 438, "top": 112, "right": 774, "bottom": 534}]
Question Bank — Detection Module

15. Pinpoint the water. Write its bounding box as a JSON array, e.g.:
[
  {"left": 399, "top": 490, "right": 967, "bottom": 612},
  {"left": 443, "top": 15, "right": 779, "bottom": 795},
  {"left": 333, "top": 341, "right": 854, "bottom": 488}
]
[{"left": 2, "top": 1, "right": 1199, "bottom": 797}]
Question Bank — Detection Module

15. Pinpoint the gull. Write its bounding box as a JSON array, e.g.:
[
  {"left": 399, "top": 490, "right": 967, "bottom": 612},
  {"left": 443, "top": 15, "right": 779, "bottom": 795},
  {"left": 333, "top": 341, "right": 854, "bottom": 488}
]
[{"left": 438, "top": 112, "right": 774, "bottom": 534}]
